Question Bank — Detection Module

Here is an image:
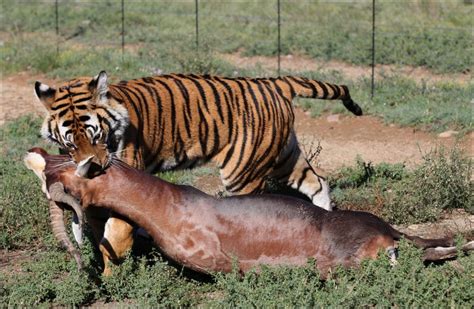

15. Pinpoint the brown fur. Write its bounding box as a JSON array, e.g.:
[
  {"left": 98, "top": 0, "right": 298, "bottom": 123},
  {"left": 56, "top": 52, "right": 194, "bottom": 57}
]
[{"left": 29, "top": 148, "right": 465, "bottom": 278}]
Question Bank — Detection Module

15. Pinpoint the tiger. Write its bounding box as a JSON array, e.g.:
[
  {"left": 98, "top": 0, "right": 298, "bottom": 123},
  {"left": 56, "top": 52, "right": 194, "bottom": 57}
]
[{"left": 34, "top": 71, "right": 362, "bottom": 275}]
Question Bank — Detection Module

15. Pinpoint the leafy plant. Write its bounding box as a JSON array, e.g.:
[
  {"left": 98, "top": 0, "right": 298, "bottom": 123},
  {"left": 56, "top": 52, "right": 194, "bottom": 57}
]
[{"left": 331, "top": 146, "right": 473, "bottom": 224}]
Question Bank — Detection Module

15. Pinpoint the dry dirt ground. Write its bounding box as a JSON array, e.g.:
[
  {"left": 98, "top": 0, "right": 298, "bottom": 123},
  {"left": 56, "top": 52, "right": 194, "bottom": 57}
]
[{"left": 1, "top": 67, "right": 473, "bottom": 255}]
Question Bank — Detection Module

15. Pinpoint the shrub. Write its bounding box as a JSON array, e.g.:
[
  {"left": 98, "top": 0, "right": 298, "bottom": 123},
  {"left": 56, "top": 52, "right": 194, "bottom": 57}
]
[
  {"left": 100, "top": 251, "right": 201, "bottom": 307},
  {"left": 385, "top": 146, "right": 473, "bottom": 224},
  {"left": 331, "top": 146, "right": 472, "bottom": 224}
]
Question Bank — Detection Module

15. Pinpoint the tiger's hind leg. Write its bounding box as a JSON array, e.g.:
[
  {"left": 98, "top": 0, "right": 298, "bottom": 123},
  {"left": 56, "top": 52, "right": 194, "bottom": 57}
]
[
  {"left": 270, "top": 132, "right": 332, "bottom": 210},
  {"left": 216, "top": 139, "right": 276, "bottom": 197},
  {"left": 219, "top": 168, "right": 267, "bottom": 196}
]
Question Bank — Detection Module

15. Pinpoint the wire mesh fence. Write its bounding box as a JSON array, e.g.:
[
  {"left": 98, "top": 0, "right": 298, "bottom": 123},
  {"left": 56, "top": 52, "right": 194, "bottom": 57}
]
[{"left": 2, "top": 0, "right": 472, "bottom": 95}]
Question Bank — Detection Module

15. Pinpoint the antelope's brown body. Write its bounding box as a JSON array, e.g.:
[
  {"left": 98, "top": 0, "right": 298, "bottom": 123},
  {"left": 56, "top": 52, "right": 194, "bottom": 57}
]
[{"left": 34, "top": 150, "right": 456, "bottom": 276}]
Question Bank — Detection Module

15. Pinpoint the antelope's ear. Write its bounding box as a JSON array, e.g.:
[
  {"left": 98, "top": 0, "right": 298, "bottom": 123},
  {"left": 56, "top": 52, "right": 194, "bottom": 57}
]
[
  {"left": 34, "top": 81, "right": 56, "bottom": 111},
  {"left": 89, "top": 71, "right": 108, "bottom": 101}
]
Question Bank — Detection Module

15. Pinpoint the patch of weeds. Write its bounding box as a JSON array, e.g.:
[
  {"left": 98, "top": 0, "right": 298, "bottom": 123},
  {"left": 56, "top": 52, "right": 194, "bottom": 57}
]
[
  {"left": 172, "top": 45, "right": 237, "bottom": 75},
  {"left": 0, "top": 115, "right": 57, "bottom": 249},
  {"left": 211, "top": 261, "right": 324, "bottom": 307},
  {"left": 157, "top": 170, "right": 196, "bottom": 186},
  {"left": 330, "top": 157, "right": 406, "bottom": 216},
  {"left": 100, "top": 251, "right": 203, "bottom": 307},
  {"left": 1, "top": 248, "right": 97, "bottom": 306},
  {"left": 385, "top": 146, "right": 473, "bottom": 224},
  {"left": 331, "top": 146, "right": 472, "bottom": 224}
]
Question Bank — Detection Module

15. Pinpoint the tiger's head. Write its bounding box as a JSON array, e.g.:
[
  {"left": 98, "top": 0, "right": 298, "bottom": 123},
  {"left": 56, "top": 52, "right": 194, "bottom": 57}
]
[{"left": 35, "top": 71, "right": 129, "bottom": 177}]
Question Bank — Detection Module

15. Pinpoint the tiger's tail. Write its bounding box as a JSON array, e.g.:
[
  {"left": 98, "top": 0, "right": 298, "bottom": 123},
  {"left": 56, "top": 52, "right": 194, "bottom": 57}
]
[{"left": 276, "top": 76, "right": 363, "bottom": 116}]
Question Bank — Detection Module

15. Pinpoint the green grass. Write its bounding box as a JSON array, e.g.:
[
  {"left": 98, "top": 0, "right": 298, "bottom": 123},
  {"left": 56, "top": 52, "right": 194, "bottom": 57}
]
[
  {"left": 1, "top": 0, "right": 472, "bottom": 73},
  {"left": 2, "top": 238, "right": 473, "bottom": 307},
  {"left": 295, "top": 72, "right": 473, "bottom": 133},
  {"left": 1, "top": 115, "right": 473, "bottom": 306},
  {"left": 331, "top": 147, "right": 473, "bottom": 224},
  {"left": 1, "top": 1, "right": 472, "bottom": 132}
]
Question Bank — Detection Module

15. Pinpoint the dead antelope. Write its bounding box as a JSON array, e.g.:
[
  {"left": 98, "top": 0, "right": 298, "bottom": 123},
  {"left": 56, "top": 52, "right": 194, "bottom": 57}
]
[{"left": 25, "top": 147, "right": 473, "bottom": 277}]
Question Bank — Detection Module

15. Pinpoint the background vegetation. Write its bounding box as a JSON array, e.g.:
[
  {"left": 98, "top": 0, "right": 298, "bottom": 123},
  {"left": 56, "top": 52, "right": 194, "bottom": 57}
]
[
  {"left": 2, "top": 0, "right": 472, "bottom": 73},
  {"left": 1, "top": 1, "right": 472, "bottom": 132},
  {"left": 1, "top": 0, "right": 473, "bottom": 306}
]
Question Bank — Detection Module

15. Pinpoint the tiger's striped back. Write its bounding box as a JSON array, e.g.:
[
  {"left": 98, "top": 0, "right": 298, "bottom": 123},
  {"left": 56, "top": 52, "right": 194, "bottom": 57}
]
[
  {"left": 109, "top": 74, "right": 296, "bottom": 180},
  {"left": 36, "top": 72, "right": 361, "bottom": 198}
]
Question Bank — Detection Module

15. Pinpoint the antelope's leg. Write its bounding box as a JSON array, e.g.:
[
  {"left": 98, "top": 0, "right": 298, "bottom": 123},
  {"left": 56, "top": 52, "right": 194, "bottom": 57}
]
[
  {"left": 71, "top": 213, "right": 83, "bottom": 247},
  {"left": 423, "top": 241, "right": 474, "bottom": 261}
]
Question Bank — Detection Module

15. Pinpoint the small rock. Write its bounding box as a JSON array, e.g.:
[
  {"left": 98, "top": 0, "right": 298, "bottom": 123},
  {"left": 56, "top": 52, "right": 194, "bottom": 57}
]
[
  {"left": 326, "top": 114, "right": 340, "bottom": 123},
  {"left": 438, "top": 130, "right": 459, "bottom": 138}
]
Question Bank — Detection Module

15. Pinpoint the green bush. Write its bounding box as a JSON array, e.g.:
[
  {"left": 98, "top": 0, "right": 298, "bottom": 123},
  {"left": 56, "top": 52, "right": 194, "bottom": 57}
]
[
  {"left": 332, "top": 146, "right": 473, "bottom": 224},
  {"left": 100, "top": 251, "right": 202, "bottom": 307},
  {"left": 385, "top": 146, "right": 473, "bottom": 224},
  {"left": 0, "top": 249, "right": 96, "bottom": 306}
]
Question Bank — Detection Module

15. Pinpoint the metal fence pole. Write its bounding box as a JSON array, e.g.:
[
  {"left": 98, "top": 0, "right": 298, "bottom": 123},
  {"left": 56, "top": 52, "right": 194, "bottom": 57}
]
[
  {"left": 277, "top": 0, "right": 281, "bottom": 76},
  {"left": 195, "top": 0, "right": 199, "bottom": 51},
  {"left": 121, "top": 0, "right": 125, "bottom": 60},
  {"left": 55, "top": 0, "right": 59, "bottom": 55},
  {"left": 371, "top": 0, "right": 376, "bottom": 98}
]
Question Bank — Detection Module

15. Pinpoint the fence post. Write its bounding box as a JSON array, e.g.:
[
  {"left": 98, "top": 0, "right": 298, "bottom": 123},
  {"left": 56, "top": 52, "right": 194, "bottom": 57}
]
[
  {"left": 195, "top": 0, "right": 199, "bottom": 51},
  {"left": 277, "top": 0, "right": 281, "bottom": 76},
  {"left": 121, "top": 0, "right": 125, "bottom": 60},
  {"left": 55, "top": 0, "right": 59, "bottom": 55},
  {"left": 371, "top": 0, "right": 376, "bottom": 98}
]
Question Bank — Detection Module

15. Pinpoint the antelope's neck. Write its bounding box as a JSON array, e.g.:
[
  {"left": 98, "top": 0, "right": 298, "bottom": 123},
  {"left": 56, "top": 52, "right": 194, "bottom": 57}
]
[{"left": 89, "top": 167, "right": 180, "bottom": 242}]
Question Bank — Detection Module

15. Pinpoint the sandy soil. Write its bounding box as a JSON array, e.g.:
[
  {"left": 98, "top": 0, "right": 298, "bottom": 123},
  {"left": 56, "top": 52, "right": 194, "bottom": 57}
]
[{"left": 0, "top": 72, "right": 56, "bottom": 126}]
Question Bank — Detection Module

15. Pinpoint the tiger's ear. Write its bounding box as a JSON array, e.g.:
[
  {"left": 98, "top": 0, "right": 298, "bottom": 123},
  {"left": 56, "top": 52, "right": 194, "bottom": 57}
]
[
  {"left": 89, "top": 71, "right": 108, "bottom": 101},
  {"left": 34, "top": 81, "right": 56, "bottom": 111}
]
